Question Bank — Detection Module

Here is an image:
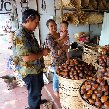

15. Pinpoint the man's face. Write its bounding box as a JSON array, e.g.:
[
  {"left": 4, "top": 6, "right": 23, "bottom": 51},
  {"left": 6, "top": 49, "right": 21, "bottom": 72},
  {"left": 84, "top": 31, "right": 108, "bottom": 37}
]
[{"left": 28, "top": 16, "right": 39, "bottom": 32}]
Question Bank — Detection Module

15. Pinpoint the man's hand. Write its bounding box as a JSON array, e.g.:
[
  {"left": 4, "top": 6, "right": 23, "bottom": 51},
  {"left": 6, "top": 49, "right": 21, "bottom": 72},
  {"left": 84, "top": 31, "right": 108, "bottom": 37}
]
[{"left": 22, "top": 48, "right": 50, "bottom": 62}]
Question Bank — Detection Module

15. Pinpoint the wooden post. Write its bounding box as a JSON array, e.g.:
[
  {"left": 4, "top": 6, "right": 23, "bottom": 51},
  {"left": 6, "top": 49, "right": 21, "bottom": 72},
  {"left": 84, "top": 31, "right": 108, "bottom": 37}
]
[
  {"left": 35, "top": 0, "right": 42, "bottom": 45},
  {"left": 60, "top": 0, "right": 63, "bottom": 22}
]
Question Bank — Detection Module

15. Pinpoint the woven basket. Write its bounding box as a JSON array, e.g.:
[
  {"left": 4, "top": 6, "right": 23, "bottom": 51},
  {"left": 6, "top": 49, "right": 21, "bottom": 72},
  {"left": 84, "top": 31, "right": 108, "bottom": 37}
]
[
  {"left": 58, "top": 76, "right": 85, "bottom": 109},
  {"left": 82, "top": 45, "right": 99, "bottom": 70}
]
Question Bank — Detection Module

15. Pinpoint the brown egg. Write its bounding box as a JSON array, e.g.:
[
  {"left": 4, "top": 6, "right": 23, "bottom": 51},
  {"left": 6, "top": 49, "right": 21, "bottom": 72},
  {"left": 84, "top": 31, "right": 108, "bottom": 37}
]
[
  {"left": 81, "top": 85, "right": 85, "bottom": 90},
  {"left": 83, "top": 93, "right": 91, "bottom": 99},
  {"left": 101, "top": 95, "right": 108, "bottom": 103},
  {"left": 102, "top": 85, "right": 108, "bottom": 92},
  {"left": 74, "top": 75, "right": 79, "bottom": 80},
  {"left": 79, "top": 73, "right": 83, "bottom": 78},
  {"left": 96, "top": 91, "right": 103, "bottom": 98},
  {"left": 87, "top": 90, "right": 93, "bottom": 95},
  {"left": 86, "top": 85, "right": 91, "bottom": 91},
  {"left": 92, "top": 94, "right": 97, "bottom": 100},
  {"left": 97, "top": 86, "right": 102, "bottom": 91},
  {"left": 81, "top": 89, "right": 86, "bottom": 95},
  {"left": 92, "top": 84, "right": 98, "bottom": 90},
  {"left": 94, "top": 90, "right": 98, "bottom": 94},
  {"left": 100, "top": 80, "right": 106, "bottom": 86},
  {"left": 106, "top": 67, "right": 109, "bottom": 72},
  {"left": 104, "top": 101, "right": 109, "bottom": 108},
  {"left": 64, "top": 70, "right": 69, "bottom": 77},
  {"left": 79, "top": 67, "right": 83, "bottom": 70},
  {"left": 66, "top": 60, "right": 70, "bottom": 65},
  {"left": 104, "top": 91, "right": 109, "bottom": 96},
  {"left": 70, "top": 74, "right": 73, "bottom": 79},
  {"left": 64, "top": 64, "right": 68, "bottom": 69},
  {"left": 88, "top": 98, "right": 94, "bottom": 105},
  {"left": 95, "top": 100, "right": 102, "bottom": 107},
  {"left": 85, "top": 81, "right": 90, "bottom": 85},
  {"left": 68, "top": 66, "right": 71, "bottom": 70},
  {"left": 97, "top": 78, "right": 103, "bottom": 83}
]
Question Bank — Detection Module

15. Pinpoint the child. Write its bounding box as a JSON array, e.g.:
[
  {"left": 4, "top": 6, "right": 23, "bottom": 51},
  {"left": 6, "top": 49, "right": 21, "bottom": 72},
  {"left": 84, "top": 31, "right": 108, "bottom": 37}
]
[{"left": 57, "top": 21, "right": 70, "bottom": 61}]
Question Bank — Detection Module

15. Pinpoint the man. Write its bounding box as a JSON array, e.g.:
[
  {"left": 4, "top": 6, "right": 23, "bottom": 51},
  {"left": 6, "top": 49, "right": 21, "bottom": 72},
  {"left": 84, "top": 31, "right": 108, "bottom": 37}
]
[{"left": 13, "top": 9, "right": 50, "bottom": 109}]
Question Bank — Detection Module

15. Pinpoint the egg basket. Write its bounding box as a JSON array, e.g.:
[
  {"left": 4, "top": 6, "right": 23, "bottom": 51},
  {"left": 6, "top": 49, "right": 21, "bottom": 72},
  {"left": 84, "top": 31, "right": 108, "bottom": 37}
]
[
  {"left": 58, "top": 75, "right": 85, "bottom": 109},
  {"left": 79, "top": 80, "right": 98, "bottom": 109}
]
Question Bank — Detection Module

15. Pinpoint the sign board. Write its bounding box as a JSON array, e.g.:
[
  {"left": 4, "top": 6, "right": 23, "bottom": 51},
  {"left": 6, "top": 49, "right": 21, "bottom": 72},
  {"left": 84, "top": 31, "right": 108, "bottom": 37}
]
[{"left": 0, "top": 0, "right": 12, "bottom": 14}]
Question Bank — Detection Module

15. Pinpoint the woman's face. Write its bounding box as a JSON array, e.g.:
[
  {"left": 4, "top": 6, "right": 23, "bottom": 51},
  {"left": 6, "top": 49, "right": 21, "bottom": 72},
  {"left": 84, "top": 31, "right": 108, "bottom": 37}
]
[{"left": 48, "top": 21, "right": 57, "bottom": 33}]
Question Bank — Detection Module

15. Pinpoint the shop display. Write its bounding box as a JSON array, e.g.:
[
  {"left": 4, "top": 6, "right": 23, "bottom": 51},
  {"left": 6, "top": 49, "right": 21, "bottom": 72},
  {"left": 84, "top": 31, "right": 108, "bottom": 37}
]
[
  {"left": 57, "top": 58, "right": 97, "bottom": 109},
  {"left": 57, "top": 59, "right": 97, "bottom": 80},
  {"left": 74, "top": 32, "right": 89, "bottom": 43},
  {"left": 87, "top": 12, "right": 103, "bottom": 24},
  {"left": 62, "top": 0, "right": 108, "bottom": 10},
  {"left": 62, "top": 11, "right": 103, "bottom": 25}
]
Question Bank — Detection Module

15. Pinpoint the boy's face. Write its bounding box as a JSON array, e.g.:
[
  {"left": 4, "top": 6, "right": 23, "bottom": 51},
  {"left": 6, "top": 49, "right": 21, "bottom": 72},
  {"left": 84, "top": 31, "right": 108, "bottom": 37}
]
[{"left": 60, "top": 23, "right": 68, "bottom": 31}]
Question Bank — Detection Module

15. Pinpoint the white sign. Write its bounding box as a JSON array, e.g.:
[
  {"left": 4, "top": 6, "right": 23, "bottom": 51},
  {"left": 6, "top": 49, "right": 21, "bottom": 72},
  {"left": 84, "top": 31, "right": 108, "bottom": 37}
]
[{"left": 0, "top": 0, "right": 12, "bottom": 14}]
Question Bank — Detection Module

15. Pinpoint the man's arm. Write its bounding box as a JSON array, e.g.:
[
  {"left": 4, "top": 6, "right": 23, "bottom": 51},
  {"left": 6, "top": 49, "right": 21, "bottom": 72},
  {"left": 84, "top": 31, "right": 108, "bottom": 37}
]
[{"left": 22, "top": 48, "right": 50, "bottom": 62}]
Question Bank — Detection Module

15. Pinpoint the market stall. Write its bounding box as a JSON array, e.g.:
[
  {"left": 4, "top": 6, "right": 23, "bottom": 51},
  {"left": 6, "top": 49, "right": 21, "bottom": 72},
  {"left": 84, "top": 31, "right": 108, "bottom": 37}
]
[{"left": 55, "top": 0, "right": 109, "bottom": 108}]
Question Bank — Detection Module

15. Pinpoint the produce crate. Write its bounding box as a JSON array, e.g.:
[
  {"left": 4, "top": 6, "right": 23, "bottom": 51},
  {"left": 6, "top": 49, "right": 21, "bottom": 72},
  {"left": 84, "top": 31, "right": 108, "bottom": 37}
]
[
  {"left": 58, "top": 76, "right": 85, "bottom": 109},
  {"left": 82, "top": 44, "right": 99, "bottom": 70}
]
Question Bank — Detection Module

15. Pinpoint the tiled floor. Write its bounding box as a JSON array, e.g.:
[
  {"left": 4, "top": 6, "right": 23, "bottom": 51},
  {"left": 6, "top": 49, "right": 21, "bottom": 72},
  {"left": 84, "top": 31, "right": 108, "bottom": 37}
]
[{"left": 0, "top": 51, "right": 61, "bottom": 109}]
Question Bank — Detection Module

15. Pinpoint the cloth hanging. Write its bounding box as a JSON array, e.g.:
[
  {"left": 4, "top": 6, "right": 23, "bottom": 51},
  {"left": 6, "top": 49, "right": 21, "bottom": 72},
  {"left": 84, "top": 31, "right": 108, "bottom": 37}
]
[{"left": 99, "top": 12, "right": 109, "bottom": 46}]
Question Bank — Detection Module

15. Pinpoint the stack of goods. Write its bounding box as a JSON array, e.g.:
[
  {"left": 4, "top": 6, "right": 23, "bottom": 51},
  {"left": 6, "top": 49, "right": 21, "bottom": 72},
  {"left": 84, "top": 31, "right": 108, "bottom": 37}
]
[
  {"left": 57, "top": 58, "right": 97, "bottom": 79},
  {"left": 57, "top": 58, "right": 97, "bottom": 109},
  {"left": 62, "top": 11, "right": 87, "bottom": 25},
  {"left": 79, "top": 75, "right": 109, "bottom": 109},
  {"left": 62, "top": 0, "right": 81, "bottom": 9},
  {"left": 62, "top": 11, "right": 103, "bottom": 25},
  {"left": 79, "top": 45, "right": 109, "bottom": 109},
  {"left": 62, "top": 0, "right": 109, "bottom": 10},
  {"left": 87, "top": 12, "right": 103, "bottom": 24},
  {"left": 98, "top": 45, "right": 109, "bottom": 73}
]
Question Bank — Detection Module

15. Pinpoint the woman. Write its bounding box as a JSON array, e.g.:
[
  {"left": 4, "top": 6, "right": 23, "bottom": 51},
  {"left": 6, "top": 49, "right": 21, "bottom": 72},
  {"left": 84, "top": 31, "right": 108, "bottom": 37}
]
[{"left": 45, "top": 19, "right": 68, "bottom": 97}]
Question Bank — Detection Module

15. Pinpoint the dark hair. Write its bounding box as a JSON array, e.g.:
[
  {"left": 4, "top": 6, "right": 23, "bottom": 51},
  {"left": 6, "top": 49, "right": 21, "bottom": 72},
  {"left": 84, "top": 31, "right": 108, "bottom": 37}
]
[
  {"left": 46, "top": 19, "right": 56, "bottom": 27},
  {"left": 61, "top": 21, "right": 69, "bottom": 27},
  {"left": 22, "top": 9, "right": 40, "bottom": 23}
]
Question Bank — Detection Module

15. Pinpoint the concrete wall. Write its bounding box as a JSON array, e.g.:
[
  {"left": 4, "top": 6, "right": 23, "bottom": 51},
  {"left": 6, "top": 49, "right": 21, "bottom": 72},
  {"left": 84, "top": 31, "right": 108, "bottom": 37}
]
[
  {"left": 16, "top": 0, "right": 40, "bottom": 43},
  {"left": 0, "top": 0, "right": 102, "bottom": 44}
]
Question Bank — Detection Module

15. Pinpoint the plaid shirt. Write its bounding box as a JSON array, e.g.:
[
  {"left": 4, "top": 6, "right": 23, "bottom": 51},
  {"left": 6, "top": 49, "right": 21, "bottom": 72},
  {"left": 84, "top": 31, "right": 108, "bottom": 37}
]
[{"left": 13, "top": 25, "right": 44, "bottom": 78}]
